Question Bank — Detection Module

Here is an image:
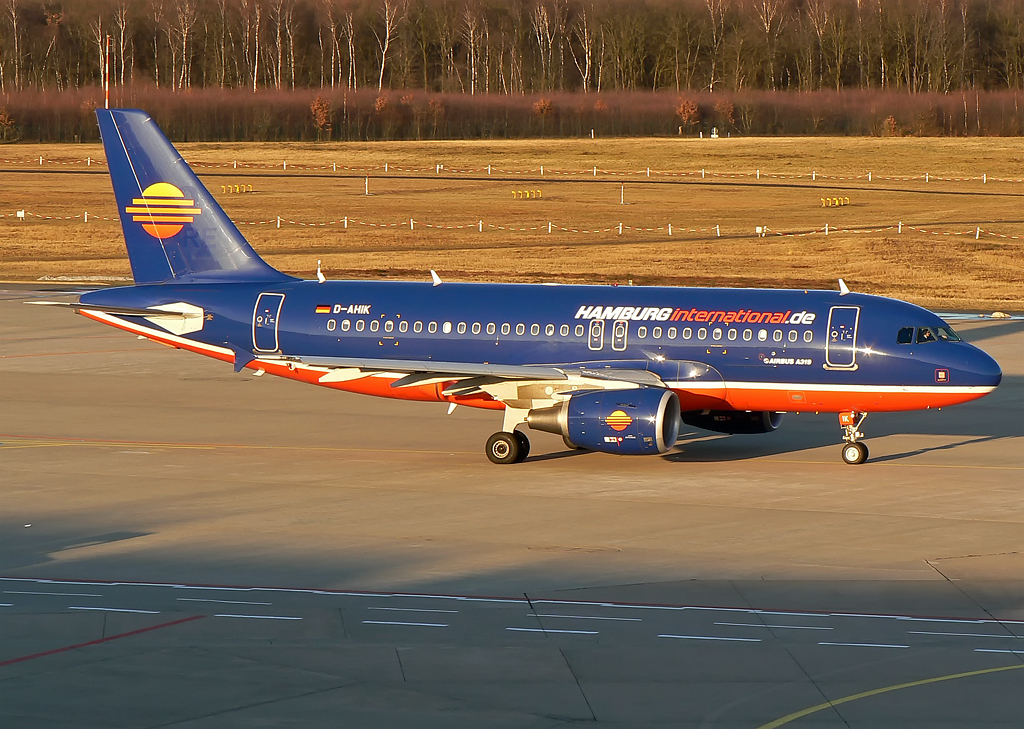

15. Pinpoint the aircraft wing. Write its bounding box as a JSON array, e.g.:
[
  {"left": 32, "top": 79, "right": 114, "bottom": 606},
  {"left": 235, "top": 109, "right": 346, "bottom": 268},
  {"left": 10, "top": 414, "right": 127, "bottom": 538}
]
[{"left": 259, "top": 354, "right": 569, "bottom": 383}]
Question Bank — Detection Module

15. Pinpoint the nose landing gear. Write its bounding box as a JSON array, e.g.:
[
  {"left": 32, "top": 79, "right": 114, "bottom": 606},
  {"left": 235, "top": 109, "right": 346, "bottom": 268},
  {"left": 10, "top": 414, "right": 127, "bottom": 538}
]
[{"left": 839, "top": 411, "right": 869, "bottom": 464}]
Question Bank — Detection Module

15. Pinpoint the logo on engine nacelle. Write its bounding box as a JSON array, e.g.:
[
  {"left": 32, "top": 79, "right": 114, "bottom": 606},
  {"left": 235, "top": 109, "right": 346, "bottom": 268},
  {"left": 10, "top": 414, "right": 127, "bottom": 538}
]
[{"left": 605, "top": 410, "right": 633, "bottom": 432}]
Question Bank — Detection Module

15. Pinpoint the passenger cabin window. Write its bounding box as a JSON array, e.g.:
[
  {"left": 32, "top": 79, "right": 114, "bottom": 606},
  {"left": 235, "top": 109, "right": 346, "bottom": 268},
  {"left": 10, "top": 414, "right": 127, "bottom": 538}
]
[
  {"left": 487, "top": 323, "right": 496, "bottom": 335},
  {"left": 384, "top": 320, "right": 393, "bottom": 333},
  {"left": 428, "top": 322, "right": 437, "bottom": 333},
  {"left": 501, "top": 323, "right": 511, "bottom": 335},
  {"left": 743, "top": 329, "right": 752, "bottom": 341},
  {"left": 356, "top": 320, "right": 365, "bottom": 332},
  {"left": 712, "top": 328, "right": 722, "bottom": 340},
  {"left": 472, "top": 322, "right": 481, "bottom": 334},
  {"left": 668, "top": 327, "right": 677, "bottom": 339},
  {"left": 457, "top": 322, "right": 466, "bottom": 334},
  {"left": 370, "top": 320, "right": 380, "bottom": 332},
  {"left": 653, "top": 327, "right": 662, "bottom": 339},
  {"left": 804, "top": 330, "right": 813, "bottom": 342},
  {"left": 443, "top": 322, "right": 453, "bottom": 334},
  {"left": 399, "top": 321, "right": 408, "bottom": 333},
  {"left": 545, "top": 324, "right": 555, "bottom": 336},
  {"left": 683, "top": 327, "right": 692, "bottom": 340},
  {"left": 574, "top": 324, "right": 585, "bottom": 337},
  {"left": 341, "top": 320, "right": 351, "bottom": 332},
  {"left": 530, "top": 324, "right": 540, "bottom": 336},
  {"left": 788, "top": 330, "right": 798, "bottom": 342},
  {"left": 413, "top": 321, "right": 422, "bottom": 333},
  {"left": 637, "top": 326, "right": 648, "bottom": 338},
  {"left": 728, "top": 329, "right": 737, "bottom": 341},
  {"left": 560, "top": 324, "right": 569, "bottom": 337}
]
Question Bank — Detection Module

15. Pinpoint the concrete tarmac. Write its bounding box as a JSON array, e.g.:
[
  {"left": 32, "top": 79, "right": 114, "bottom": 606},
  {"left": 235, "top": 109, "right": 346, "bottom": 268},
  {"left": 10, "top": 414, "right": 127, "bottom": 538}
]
[{"left": 1, "top": 288, "right": 1022, "bottom": 728}]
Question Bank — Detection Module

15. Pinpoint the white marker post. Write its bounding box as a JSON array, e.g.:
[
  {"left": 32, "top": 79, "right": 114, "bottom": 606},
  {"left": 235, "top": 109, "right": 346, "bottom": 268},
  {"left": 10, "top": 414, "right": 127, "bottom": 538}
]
[
  {"left": 668, "top": 223, "right": 672, "bottom": 236},
  {"left": 365, "top": 177, "right": 369, "bottom": 195}
]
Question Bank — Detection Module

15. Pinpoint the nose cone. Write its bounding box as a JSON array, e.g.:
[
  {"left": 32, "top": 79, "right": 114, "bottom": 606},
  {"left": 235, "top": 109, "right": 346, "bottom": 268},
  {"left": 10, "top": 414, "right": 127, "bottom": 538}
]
[{"left": 960, "top": 343, "right": 1002, "bottom": 389}]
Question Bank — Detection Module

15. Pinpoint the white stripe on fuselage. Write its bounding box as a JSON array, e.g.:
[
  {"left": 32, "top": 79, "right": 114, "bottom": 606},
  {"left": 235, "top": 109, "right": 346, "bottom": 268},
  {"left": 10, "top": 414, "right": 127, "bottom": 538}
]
[{"left": 84, "top": 311, "right": 993, "bottom": 398}]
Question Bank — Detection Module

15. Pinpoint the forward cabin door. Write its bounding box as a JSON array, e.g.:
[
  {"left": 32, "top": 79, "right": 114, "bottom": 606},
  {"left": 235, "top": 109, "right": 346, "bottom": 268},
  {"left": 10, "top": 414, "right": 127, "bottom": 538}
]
[
  {"left": 825, "top": 305, "right": 860, "bottom": 369},
  {"left": 253, "top": 293, "right": 285, "bottom": 352}
]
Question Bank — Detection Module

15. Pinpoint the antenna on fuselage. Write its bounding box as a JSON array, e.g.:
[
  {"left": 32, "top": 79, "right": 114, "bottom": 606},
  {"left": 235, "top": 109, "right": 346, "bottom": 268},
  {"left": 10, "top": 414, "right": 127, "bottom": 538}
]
[
  {"left": 430, "top": 270, "right": 443, "bottom": 287},
  {"left": 838, "top": 278, "right": 851, "bottom": 296}
]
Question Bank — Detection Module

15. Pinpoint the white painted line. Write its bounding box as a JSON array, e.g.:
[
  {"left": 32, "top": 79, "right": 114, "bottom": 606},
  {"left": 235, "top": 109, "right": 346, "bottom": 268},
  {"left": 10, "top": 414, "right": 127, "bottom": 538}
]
[
  {"left": 659, "top": 634, "right": 761, "bottom": 642},
  {"left": 716, "top": 622, "right": 833, "bottom": 630},
  {"left": 0, "top": 603, "right": 12, "bottom": 607},
  {"left": 5, "top": 590, "right": 104, "bottom": 597},
  {"left": 909, "top": 630, "right": 1021, "bottom": 638},
  {"left": 818, "top": 642, "right": 908, "bottom": 649},
  {"left": 214, "top": 614, "right": 302, "bottom": 620},
  {"left": 362, "top": 620, "right": 447, "bottom": 627},
  {"left": 507, "top": 627, "right": 598, "bottom": 635},
  {"left": 530, "top": 613, "right": 641, "bottom": 622},
  {"left": 69, "top": 606, "right": 160, "bottom": 614},
  {"left": 177, "top": 598, "right": 272, "bottom": 606},
  {"left": 975, "top": 649, "right": 1024, "bottom": 655},
  {"left": 367, "top": 606, "right": 458, "bottom": 614}
]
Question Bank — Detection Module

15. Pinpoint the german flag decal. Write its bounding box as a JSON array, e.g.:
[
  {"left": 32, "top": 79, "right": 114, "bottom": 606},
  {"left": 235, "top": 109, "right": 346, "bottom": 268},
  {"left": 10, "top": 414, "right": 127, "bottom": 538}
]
[
  {"left": 605, "top": 410, "right": 633, "bottom": 431},
  {"left": 315, "top": 305, "right": 331, "bottom": 314},
  {"left": 124, "top": 182, "right": 201, "bottom": 239}
]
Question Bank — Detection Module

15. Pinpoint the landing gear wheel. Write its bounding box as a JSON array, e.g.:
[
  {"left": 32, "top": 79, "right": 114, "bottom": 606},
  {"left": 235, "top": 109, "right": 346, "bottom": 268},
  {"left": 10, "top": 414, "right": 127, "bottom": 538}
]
[
  {"left": 486, "top": 432, "right": 520, "bottom": 464},
  {"left": 841, "top": 441, "right": 869, "bottom": 465},
  {"left": 512, "top": 430, "right": 531, "bottom": 462}
]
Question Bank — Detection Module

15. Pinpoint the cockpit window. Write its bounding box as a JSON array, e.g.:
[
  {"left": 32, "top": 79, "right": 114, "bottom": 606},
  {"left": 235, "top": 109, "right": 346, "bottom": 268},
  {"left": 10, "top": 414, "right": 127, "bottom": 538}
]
[
  {"left": 916, "top": 326, "right": 961, "bottom": 344},
  {"left": 897, "top": 327, "right": 914, "bottom": 344}
]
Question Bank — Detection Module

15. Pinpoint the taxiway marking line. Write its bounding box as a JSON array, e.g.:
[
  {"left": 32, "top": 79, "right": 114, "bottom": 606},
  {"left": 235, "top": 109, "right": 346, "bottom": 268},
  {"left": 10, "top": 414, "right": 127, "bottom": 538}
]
[
  {"left": 69, "top": 606, "right": 159, "bottom": 614},
  {"left": 818, "top": 641, "right": 907, "bottom": 648},
  {"left": 0, "top": 615, "right": 205, "bottom": 667},
  {"left": 760, "top": 457, "right": 1023, "bottom": 471},
  {"left": 755, "top": 663, "right": 1024, "bottom": 729},
  {"left": 910, "top": 630, "right": 1021, "bottom": 638},
  {"left": 4, "top": 590, "right": 103, "bottom": 597},
  {"left": 507, "top": 627, "right": 598, "bottom": 635},
  {"left": 530, "top": 613, "right": 641, "bottom": 622},
  {"left": 362, "top": 620, "right": 448, "bottom": 627},
  {"left": 659, "top": 634, "right": 761, "bottom": 642},
  {"left": 214, "top": 614, "right": 301, "bottom": 620},
  {"left": 715, "top": 622, "right": 832, "bottom": 630},
  {"left": 177, "top": 598, "right": 271, "bottom": 606},
  {"left": 367, "top": 607, "right": 458, "bottom": 613}
]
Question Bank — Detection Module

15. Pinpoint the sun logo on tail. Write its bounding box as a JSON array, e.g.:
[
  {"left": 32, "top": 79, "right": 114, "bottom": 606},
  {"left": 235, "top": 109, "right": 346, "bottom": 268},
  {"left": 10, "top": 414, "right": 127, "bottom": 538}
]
[
  {"left": 124, "top": 182, "right": 201, "bottom": 239},
  {"left": 605, "top": 410, "right": 633, "bottom": 432}
]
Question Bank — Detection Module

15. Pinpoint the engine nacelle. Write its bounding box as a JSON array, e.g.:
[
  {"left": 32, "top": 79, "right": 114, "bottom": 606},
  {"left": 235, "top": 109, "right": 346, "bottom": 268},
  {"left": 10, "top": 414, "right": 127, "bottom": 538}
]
[
  {"left": 528, "top": 388, "right": 680, "bottom": 455},
  {"left": 681, "top": 410, "right": 784, "bottom": 434}
]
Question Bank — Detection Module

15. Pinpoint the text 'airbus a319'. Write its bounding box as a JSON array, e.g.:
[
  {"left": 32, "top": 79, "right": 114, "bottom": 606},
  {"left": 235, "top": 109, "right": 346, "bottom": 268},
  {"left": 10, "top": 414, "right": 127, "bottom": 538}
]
[{"left": 36, "top": 109, "right": 1002, "bottom": 465}]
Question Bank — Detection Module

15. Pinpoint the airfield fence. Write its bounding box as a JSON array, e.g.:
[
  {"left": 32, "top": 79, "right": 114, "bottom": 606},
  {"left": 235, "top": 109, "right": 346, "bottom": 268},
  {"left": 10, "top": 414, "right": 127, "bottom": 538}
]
[
  {"left": 3, "top": 209, "right": 1022, "bottom": 241},
  {"left": 1, "top": 155, "right": 1023, "bottom": 185}
]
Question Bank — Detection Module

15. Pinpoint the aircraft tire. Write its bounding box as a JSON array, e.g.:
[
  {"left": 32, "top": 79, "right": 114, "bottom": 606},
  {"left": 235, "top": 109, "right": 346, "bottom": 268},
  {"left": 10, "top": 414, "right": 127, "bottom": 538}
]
[
  {"left": 512, "top": 430, "right": 531, "bottom": 462},
  {"left": 841, "top": 442, "right": 869, "bottom": 465},
  {"left": 486, "top": 432, "right": 520, "bottom": 464}
]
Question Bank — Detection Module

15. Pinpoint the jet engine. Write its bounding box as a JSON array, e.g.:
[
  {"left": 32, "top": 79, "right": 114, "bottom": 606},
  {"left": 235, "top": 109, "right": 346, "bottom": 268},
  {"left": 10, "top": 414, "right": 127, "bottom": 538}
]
[
  {"left": 681, "top": 410, "right": 784, "bottom": 434},
  {"left": 528, "top": 388, "right": 680, "bottom": 455}
]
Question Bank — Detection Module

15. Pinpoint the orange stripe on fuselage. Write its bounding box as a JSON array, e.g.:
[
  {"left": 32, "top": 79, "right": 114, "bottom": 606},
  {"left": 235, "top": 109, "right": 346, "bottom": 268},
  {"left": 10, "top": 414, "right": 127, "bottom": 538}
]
[{"left": 79, "top": 312, "right": 985, "bottom": 416}]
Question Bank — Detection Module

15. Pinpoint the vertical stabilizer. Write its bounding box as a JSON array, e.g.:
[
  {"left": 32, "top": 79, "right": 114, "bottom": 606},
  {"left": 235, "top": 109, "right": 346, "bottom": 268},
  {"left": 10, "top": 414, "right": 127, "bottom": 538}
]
[{"left": 97, "top": 109, "right": 293, "bottom": 284}]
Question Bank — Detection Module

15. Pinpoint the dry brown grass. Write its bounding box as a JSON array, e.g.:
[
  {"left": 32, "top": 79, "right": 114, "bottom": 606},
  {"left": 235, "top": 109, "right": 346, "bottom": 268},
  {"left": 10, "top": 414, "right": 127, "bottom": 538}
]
[{"left": 1, "top": 137, "right": 1022, "bottom": 311}]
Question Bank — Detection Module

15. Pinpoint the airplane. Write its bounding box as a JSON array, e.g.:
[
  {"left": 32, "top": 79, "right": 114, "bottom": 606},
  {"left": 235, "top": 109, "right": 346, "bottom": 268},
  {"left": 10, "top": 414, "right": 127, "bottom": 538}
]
[{"left": 34, "top": 109, "right": 1002, "bottom": 465}]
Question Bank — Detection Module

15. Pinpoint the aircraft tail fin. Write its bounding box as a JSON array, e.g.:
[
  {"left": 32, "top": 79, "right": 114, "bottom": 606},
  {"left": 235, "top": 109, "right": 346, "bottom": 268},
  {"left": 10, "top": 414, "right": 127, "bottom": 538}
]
[{"left": 97, "top": 109, "right": 293, "bottom": 285}]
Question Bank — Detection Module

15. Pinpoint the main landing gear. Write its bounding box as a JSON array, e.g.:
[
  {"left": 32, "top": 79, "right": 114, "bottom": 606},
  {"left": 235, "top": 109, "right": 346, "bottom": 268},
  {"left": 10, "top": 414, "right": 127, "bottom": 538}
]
[
  {"left": 486, "top": 407, "right": 532, "bottom": 464},
  {"left": 839, "top": 411, "right": 869, "bottom": 465},
  {"left": 485, "top": 430, "right": 531, "bottom": 464}
]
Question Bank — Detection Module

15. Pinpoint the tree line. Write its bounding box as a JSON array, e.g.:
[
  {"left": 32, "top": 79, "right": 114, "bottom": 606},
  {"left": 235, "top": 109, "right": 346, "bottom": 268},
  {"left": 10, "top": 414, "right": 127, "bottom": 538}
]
[{"left": 2, "top": 0, "right": 1023, "bottom": 96}]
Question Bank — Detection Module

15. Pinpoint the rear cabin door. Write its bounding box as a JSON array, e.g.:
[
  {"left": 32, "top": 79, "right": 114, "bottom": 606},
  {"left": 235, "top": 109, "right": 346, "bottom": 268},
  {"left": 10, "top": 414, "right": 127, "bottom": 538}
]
[
  {"left": 253, "top": 293, "right": 285, "bottom": 352},
  {"left": 825, "top": 305, "right": 859, "bottom": 369}
]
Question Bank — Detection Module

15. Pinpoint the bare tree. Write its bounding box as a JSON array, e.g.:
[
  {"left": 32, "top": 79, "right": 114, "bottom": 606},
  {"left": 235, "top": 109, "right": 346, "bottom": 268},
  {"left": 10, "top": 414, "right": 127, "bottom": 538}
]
[
  {"left": 373, "top": 0, "right": 403, "bottom": 92},
  {"left": 462, "top": 6, "right": 481, "bottom": 94},
  {"left": 568, "top": 3, "right": 595, "bottom": 91},
  {"left": 751, "top": 0, "right": 786, "bottom": 90}
]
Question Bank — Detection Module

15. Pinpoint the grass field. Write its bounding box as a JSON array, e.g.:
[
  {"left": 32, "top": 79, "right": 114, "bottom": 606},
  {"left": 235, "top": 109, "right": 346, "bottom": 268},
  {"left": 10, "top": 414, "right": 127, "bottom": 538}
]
[{"left": 1, "top": 137, "right": 1022, "bottom": 311}]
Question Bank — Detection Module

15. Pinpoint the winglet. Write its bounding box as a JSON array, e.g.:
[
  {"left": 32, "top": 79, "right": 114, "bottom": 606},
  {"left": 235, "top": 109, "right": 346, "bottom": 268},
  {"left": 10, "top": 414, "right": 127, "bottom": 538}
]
[
  {"left": 430, "top": 270, "right": 443, "bottom": 287},
  {"left": 838, "top": 278, "right": 851, "bottom": 296}
]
